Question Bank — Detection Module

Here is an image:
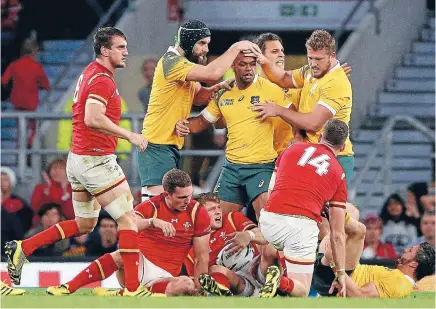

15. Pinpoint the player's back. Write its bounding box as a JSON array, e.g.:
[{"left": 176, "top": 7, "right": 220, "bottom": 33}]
[
  {"left": 351, "top": 264, "right": 414, "bottom": 298},
  {"left": 71, "top": 61, "right": 121, "bottom": 156},
  {"left": 136, "top": 195, "right": 208, "bottom": 276},
  {"left": 265, "top": 142, "right": 346, "bottom": 222},
  {"left": 142, "top": 48, "right": 197, "bottom": 149}
]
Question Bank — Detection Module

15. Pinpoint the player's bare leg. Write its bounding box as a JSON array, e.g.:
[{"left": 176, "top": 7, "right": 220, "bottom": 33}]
[
  {"left": 206, "top": 265, "right": 244, "bottom": 295},
  {"left": 141, "top": 185, "right": 164, "bottom": 202},
  {"left": 319, "top": 203, "right": 360, "bottom": 241},
  {"left": 319, "top": 216, "right": 366, "bottom": 270},
  {"left": 5, "top": 191, "right": 98, "bottom": 285},
  {"left": 252, "top": 192, "right": 268, "bottom": 219},
  {"left": 95, "top": 181, "right": 143, "bottom": 294},
  {"left": 257, "top": 244, "right": 279, "bottom": 282},
  {"left": 220, "top": 201, "right": 243, "bottom": 215}
]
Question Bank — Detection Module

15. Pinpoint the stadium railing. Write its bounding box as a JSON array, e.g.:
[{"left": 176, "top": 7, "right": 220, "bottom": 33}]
[
  {"left": 350, "top": 115, "right": 435, "bottom": 205},
  {"left": 1, "top": 112, "right": 225, "bottom": 189}
]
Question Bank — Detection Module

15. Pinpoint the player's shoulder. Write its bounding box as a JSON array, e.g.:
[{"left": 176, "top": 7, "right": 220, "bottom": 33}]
[
  {"left": 162, "top": 51, "right": 193, "bottom": 76},
  {"left": 322, "top": 66, "right": 351, "bottom": 89},
  {"left": 83, "top": 62, "right": 114, "bottom": 85},
  {"left": 258, "top": 75, "right": 282, "bottom": 91},
  {"left": 213, "top": 82, "right": 236, "bottom": 103}
]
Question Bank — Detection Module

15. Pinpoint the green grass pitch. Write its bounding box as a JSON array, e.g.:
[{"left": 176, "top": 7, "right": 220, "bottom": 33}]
[{"left": 1, "top": 288, "right": 435, "bottom": 308}]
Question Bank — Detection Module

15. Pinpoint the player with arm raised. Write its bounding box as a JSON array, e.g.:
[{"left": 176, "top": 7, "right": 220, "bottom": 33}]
[
  {"left": 253, "top": 30, "right": 354, "bottom": 188},
  {"left": 5, "top": 27, "right": 148, "bottom": 296},
  {"left": 47, "top": 169, "right": 211, "bottom": 296},
  {"left": 258, "top": 119, "right": 348, "bottom": 298},
  {"left": 137, "top": 19, "right": 260, "bottom": 201}
]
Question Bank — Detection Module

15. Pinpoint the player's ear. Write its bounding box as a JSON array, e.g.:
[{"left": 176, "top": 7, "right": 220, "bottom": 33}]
[
  {"left": 101, "top": 46, "right": 109, "bottom": 57},
  {"left": 409, "top": 260, "right": 418, "bottom": 269},
  {"left": 340, "top": 144, "right": 345, "bottom": 152}
]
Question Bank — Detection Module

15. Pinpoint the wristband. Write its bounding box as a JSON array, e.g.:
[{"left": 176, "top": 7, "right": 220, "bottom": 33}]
[
  {"left": 335, "top": 269, "right": 346, "bottom": 276},
  {"left": 246, "top": 230, "right": 255, "bottom": 241}
]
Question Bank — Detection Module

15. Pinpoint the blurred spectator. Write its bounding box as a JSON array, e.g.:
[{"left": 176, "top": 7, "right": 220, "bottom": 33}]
[
  {"left": 1, "top": 166, "right": 33, "bottom": 233},
  {"left": 57, "top": 96, "right": 132, "bottom": 161},
  {"left": 420, "top": 183, "right": 435, "bottom": 212},
  {"left": 30, "top": 157, "right": 73, "bottom": 226},
  {"left": 85, "top": 213, "right": 118, "bottom": 257},
  {"left": 1, "top": 38, "right": 49, "bottom": 111},
  {"left": 138, "top": 58, "right": 158, "bottom": 113},
  {"left": 361, "top": 214, "right": 397, "bottom": 260},
  {"left": 1, "top": 0, "right": 21, "bottom": 31},
  {"left": 25, "top": 203, "right": 69, "bottom": 256},
  {"left": 63, "top": 234, "right": 88, "bottom": 257},
  {"left": 406, "top": 182, "right": 428, "bottom": 219},
  {"left": 380, "top": 193, "right": 420, "bottom": 256},
  {"left": 407, "top": 210, "right": 435, "bottom": 248}
]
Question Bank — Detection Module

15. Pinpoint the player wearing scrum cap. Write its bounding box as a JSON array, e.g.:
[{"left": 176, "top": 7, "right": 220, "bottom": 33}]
[{"left": 137, "top": 19, "right": 260, "bottom": 202}]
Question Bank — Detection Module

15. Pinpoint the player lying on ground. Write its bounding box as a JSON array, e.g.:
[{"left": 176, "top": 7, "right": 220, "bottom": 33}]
[
  {"left": 184, "top": 193, "right": 280, "bottom": 296},
  {"left": 46, "top": 169, "right": 211, "bottom": 296},
  {"left": 5, "top": 26, "right": 148, "bottom": 296}
]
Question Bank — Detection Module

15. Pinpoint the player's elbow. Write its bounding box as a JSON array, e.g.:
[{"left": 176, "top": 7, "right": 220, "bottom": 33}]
[
  {"left": 307, "top": 120, "right": 324, "bottom": 132},
  {"left": 84, "top": 113, "right": 101, "bottom": 129}
]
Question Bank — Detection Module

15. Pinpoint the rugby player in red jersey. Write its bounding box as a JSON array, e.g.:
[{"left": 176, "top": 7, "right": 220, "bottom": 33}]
[
  {"left": 258, "top": 119, "right": 349, "bottom": 298},
  {"left": 47, "top": 169, "right": 211, "bottom": 296},
  {"left": 5, "top": 27, "right": 148, "bottom": 296},
  {"left": 185, "top": 193, "right": 280, "bottom": 297}
]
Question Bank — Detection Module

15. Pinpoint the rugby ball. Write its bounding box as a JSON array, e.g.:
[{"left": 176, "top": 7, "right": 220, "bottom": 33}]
[{"left": 216, "top": 243, "right": 255, "bottom": 272}]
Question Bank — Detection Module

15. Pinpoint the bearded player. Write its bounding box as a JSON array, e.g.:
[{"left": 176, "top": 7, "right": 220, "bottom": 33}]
[
  {"left": 5, "top": 27, "right": 148, "bottom": 296},
  {"left": 138, "top": 19, "right": 260, "bottom": 201},
  {"left": 47, "top": 169, "right": 211, "bottom": 296}
]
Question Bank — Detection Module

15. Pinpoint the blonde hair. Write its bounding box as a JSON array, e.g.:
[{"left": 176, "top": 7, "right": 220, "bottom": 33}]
[{"left": 306, "top": 30, "right": 336, "bottom": 55}]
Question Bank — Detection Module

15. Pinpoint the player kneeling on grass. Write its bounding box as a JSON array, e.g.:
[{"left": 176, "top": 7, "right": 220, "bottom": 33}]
[
  {"left": 184, "top": 193, "right": 280, "bottom": 296},
  {"left": 46, "top": 169, "right": 211, "bottom": 296}
]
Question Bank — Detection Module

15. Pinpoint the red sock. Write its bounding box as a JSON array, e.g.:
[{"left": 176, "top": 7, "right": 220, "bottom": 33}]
[
  {"left": 279, "top": 276, "right": 295, "bottom": 294},
  {"left": 119, "top": 230, "right": 139, "bottom": 292},
  {"left": 150, "top": 281, "right": 169, "bottom": 293},
  {"left": 210, "top": 272, "right": 230, "bottom": 289},
  {"left": 22, "top": 220, "right": 80, "bottom": 256},
  {"left": 67, "top": 253, "right": 118, "bottom": 293}
]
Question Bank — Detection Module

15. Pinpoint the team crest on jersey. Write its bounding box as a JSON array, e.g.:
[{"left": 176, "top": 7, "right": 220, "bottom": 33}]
[
  {"left": 220, "top": 99, "right": 234, "bottom": 106},
  {"left": 183, "top": 221, "right": 192, "bottom": 230},
  {"left": 250, "top": 96, "right": 260, "bottom": 104}
]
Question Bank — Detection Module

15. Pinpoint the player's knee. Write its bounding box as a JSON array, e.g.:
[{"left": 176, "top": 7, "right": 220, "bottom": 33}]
[
  {"left": 111, "top": 250, "right": 124, "bottom": 269},
  {"left": 76, "top": 217, "right": 98, "bottom": 234},
  {"left": 178, "top": 276, "right": 195, "bottom": 292},
  {"left": 104, "top": 192, "right": 134, "bottom": 222},
  {"left": 346, "top": 202, "right": 360, "bottom": 221},
  {"left": 346, "top": 220, "right": 366, "bottom": 240}
]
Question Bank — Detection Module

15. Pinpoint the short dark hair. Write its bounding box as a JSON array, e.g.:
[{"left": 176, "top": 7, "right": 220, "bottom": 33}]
[
  {"left": 196, "top": 192, "right": 220, "bottom": 205},
  {"left": 253, "top": 33, "right": 283, "bottom": 53},
  {"left": 415, "top": 242, "right": 435, "bottom": 281},
  {"left": 93, "top": 27, "right": 126, "bottom": 57},
  {"left": 423, "top": 210, "right": 435, "bottom": 217},
  {"left": 38, "top": 203, "right": 62, "bottom": 218},
  {"left": 162, "top": 169, "right": 192, "bottom": 193},
  {"left": 322, "top": 119, "right": 348, "bottom": 147}
]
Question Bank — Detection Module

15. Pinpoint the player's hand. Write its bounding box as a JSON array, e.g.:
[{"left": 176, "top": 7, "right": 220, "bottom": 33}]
[
  {"left": 253, "top": 101, "right": 282, "bottom": 121},
  {"left": 152, "top": 218, "right": 176, "bottom": 237},
  {"left": 216, "top": 78, "right": 235, "bottom": 91},
  {"left": 341, "top": 63, "right": 352, "bottom": 78},
  {"left": 175, "top": 120, "right": 190, "bottom": 137},
  {"left": 255, "top": 52, "right": 270, "bottom": 65},
  {"left": 329, "top": 274, "right": 346, "bottom": 297},
  {"left": 232, "top": 41, "right": 262, "bottom": 57},
  {"left": 128, "top": 132, "right": 148, "bottom": 152},
  {"left": 225, "top": 231, "right": 251, "bottom": 256}
]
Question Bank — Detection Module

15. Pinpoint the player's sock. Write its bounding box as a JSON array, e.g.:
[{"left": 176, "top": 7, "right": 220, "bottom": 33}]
[
  {"left": 119, "top": 230, "right": 140, "bottom": 292},
  {"left": 239, "top": 276, "right": 254, "bottom": 296},
  {"left": 278, "top": 276, "right": 295, "bottom": 294},
  {"left": 22, "top": 220, "right": 80, "bottom": 256},
  {"left": 210, "top": 272, "right": 230, "bottom": 289},
  {"left": 141, "top": 187, "right": 155, "bottom": 202},
  {"left": 150, "top": 281, "right": 169, "bottom": 293},
  {"left": 67, "top": 253, "right": 118, "bottom": 293}
]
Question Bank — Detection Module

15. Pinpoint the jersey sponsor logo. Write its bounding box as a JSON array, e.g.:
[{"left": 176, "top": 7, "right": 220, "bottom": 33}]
[
  {"left": 171, "top": 218, "right": 178, "bottom": 223},
  {"left": 250, "top": 96, "right": 260, "bottom": 104},
  {"left": 213, "top": 182, "right": 220, "bottom": 193},
  {"left": 220, "top": 98, "right": 234, "bottom": 106},
  {"left": 258, "top": 180, "right": 265, "bottom": 187},
  {"left": 238, "top": 95, "right": 244, "bottom": 102},
  {"left": 210, "top": 237, "right": 217, "bottom": 244},
  {"left": 92, "top": 148, "right": 104, "bottom": 153},
  {"left": 283, "top": 88, "right": 289, "bottom": 93}
]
